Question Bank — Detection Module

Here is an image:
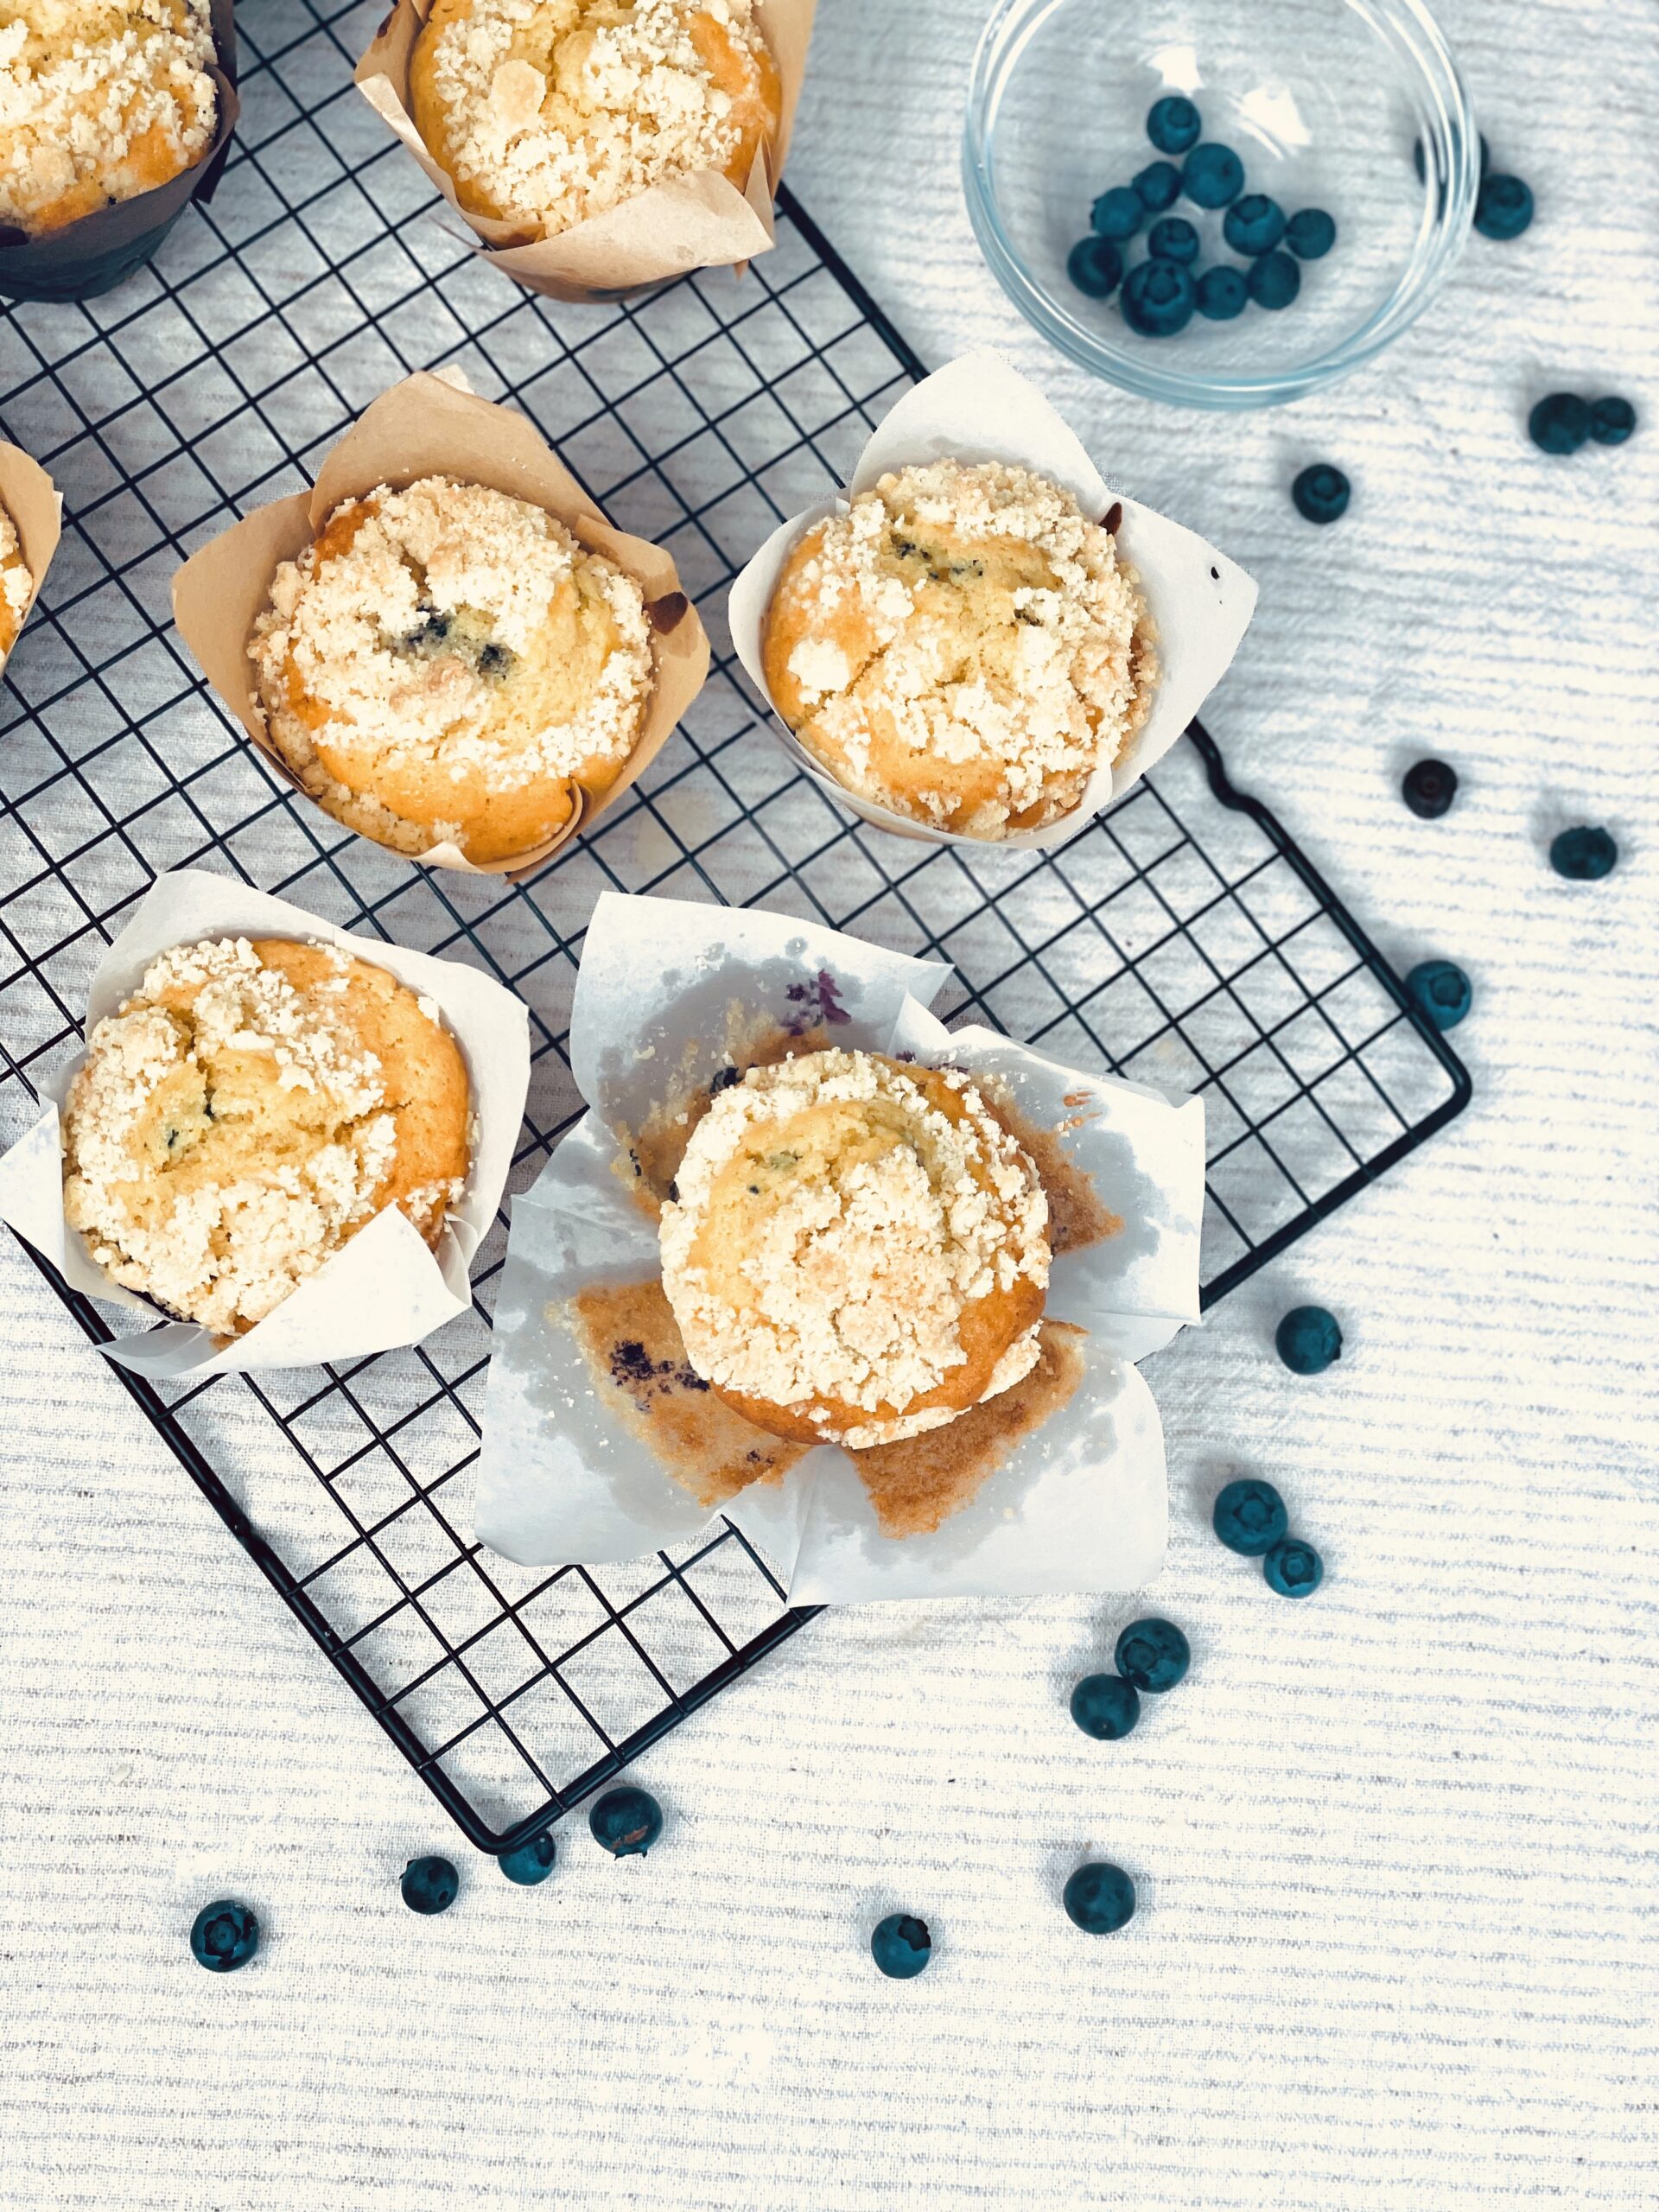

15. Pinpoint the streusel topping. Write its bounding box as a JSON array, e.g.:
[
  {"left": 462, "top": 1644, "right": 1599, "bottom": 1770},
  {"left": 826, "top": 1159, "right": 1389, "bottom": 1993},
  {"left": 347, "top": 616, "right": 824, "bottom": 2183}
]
[{"left": 0, "top": 502, "right": 30, "bottom": 658}]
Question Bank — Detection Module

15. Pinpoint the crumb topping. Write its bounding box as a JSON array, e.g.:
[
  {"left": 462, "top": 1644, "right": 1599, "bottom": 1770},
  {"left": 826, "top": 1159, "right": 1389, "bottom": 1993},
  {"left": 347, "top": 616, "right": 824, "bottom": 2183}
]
[{"left": 0, "top": 500, "right": 29, "bottom": 659}]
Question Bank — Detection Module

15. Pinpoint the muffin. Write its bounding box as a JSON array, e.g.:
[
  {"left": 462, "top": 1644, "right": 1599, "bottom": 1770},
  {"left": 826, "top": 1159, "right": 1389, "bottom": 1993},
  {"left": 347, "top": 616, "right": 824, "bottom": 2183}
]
[
  {"left": 61, "top": 936, "right": 471, "bottom": 1336},
  {"left": 762, "top": 459, "right": 1157, "bottom": 839},
  {"left": 658, "top": 1047, "right": 1051, "bottom": 1449},
  {"left": 0, "top": 498, "right": 31, "bottom": 664},
  {"left": 248, "top": 476, "right": 653, "bottom": 864},
  {"left": 0, "top": 0, "right": 217, "bottom": 238},
  {"left": 409, "top": 0, "right": 781, "bottom": 236}
]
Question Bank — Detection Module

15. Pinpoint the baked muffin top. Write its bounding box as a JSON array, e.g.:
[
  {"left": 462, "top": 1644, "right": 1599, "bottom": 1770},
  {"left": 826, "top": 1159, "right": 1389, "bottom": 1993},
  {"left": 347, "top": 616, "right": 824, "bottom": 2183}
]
[
  {"left": 763, "top": 459, "right": 1156, "bottom": 840},
  {"left": 0, "top": 500, "right": 31, "bottom": 660},
  {"left": 0, "top": 0, "right": 217, "bottom": 238}
]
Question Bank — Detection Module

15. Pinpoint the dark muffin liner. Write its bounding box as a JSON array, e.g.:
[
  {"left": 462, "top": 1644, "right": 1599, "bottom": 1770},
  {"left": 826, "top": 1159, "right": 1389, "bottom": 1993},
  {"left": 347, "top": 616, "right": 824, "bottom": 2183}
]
[{"left": 0, "top": 0, "right": 239, "bottom": 304}]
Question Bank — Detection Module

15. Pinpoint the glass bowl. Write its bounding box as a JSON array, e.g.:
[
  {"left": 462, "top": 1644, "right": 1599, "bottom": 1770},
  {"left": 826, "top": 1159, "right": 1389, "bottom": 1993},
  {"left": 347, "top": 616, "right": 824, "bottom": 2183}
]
[{"left": 963, "top": 0, "right": 1478, "bottom": 410}]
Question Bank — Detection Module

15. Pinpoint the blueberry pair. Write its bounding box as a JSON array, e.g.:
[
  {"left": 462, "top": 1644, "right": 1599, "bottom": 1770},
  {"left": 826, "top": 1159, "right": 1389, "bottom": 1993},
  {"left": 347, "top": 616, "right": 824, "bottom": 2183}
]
[
  {"left": 1070, "top": 1617, "right": 1191, "bottom": 1742},
  {"left": 1529, "top": 393, "right": 1638, "bottom": 455},
  {"left": 1212, "top": 1480, "right": 1325, "bottom": 1599}
]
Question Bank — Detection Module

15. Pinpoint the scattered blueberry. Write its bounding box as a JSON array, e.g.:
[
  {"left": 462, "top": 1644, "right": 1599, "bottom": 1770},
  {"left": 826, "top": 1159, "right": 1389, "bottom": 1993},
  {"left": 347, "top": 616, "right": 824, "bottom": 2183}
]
[
  {"left": 1406, "top": 959, "right": 1472, "bottom": 1032},
  {"left": 1549, "top": 825, "right": 1618, "bottom": 881},
  {"left": 1475, "top": 173, "right": 1534, "bottom": 240},
  {"left": 1115, "top": 1618, "right": 1189, "bottom": 1694},
  {"left": 1212, "top": 1478, "right": 1289, "bottom": 1557},
  {"left": 1223, "top": 194, "right": 1287, "bottom": 256},
  {"left": 498, "top": 1830, "right": 557, "bottom": 1886},
  {"left": 190, "top": 1899, "right": 259, "bottom": 1974},
  {"left": 871, "top": 1912, "right": 932, "bottom": 1979},
  {"left": 1070, "top": 1672, "right": 1141, "bottom": 1741},
  {"left": 1063, "top": 1862, "right": 1137, "bottom": 1935},
  {"left": 1091, "top": 186, "right": 1146, "bottom": 241},
  {"left": 1402, "top": 758, "right": 1459, "bottom": 819},
  {"left": 1134, "top": 160, "right": 1182, "bottom": 213},
  {"left": 1275, "top": 1305, "right": 1342, "bottom": 1376},
  {"left": 1285, "top": 207, "right": 1337, "bottom": 260},
  {"left": 1529, "top": 392, "right": 1591, "bottom": 454},
  {"left": 1264, "top": 1537, "right": 1325, "bottom": 1599},
  {"left": 1147, "top": 215, "right": 1200, "bottom": 265},
  {"left": 1248, "top": 251, "right": 1301, "bottom": 309},
  {"left": 401, "top": 1855, "right": 460, "bottom": 1915},
  {"left": 1291, "top": 463, "right": 1350, "bottom": 524},
  {"left": 1067, "top": 236, "right": 1124, "bottom": 299},
  {"left": 1590, "top": 396, "right": 1637, "bottom": 447},
  {"left": 1196, "top": 265, "right": 1249, "bottom": 321},
  {"left": 1121, "top": 257, "right": 1198, "bottom": 337},
  {"left": 1147, "top": 95, "right": 1202, "bottom": 156},
  {"left": 1183, "top": 142, "right": 1246, "bottom": 209},
  {"left": 589, "top": 1784, "right": 663, "bottom": 1857}
]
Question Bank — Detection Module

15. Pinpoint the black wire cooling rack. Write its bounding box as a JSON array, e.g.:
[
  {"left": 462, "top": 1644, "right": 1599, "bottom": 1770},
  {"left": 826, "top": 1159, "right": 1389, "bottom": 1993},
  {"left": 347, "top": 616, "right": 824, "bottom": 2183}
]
[{"left": 0, "top": 0, "right": 1469, "bottom": 1855}]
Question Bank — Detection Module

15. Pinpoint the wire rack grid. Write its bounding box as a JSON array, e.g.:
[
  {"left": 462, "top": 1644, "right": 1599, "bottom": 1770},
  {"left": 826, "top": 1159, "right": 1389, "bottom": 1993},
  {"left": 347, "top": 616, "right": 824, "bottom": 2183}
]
[{"left": 0, "top": 0, "right": 1469, "bottom": 1853}]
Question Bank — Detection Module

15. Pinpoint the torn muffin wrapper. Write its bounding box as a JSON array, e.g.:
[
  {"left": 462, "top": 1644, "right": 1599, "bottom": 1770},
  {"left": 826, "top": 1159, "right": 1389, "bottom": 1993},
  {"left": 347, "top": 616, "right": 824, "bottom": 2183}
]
[
  {"left": 171, "top": 371, "right": 710, "bottom": 880},
  {"left": 475, "top": 890, "right": 1205, "bottom": 1604},
  {"left": 353, "top": 0, "right": 817, "bottom": 304},
  {"left": 0, "top": 867, "right": 531, "bottom": 1377},
  {"left": 0, "top": 444, "right": 62, "bottom": 668},
  {"left": 727, "top": 348, "right": 1259, "bottom": 853}
]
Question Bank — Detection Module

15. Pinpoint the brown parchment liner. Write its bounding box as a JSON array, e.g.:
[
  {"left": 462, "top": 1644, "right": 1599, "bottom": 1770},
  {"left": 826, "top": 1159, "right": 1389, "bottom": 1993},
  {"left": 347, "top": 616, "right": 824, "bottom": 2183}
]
[
  {"left": 0, "top": 0, "right": 239, "bottom": 299},
  {"left": 353, "top": 0, "right": 817, "bottom": 303},
  {"left": 170, "top": 371, "right": 711, "bottom": 880},
  {"left": 0, "top": 445, "right": 62, "bottom": 672}
]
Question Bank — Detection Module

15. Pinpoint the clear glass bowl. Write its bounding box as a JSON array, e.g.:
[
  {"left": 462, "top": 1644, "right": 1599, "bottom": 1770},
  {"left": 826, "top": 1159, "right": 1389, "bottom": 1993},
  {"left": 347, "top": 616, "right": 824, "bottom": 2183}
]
[{"left": 963, "top": 0, "right": 1478, "bottom": 410}]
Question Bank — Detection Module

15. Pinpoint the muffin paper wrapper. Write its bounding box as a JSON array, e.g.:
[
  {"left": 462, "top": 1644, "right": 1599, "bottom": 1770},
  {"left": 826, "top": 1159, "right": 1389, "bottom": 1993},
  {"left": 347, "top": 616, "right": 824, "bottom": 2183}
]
[
  {"left": 0, "top": 868, "right": 531, "bottom": 1377},
  {"left": 354, "top": 0, "right": 817, "bottom": 303},
  {"left": 474, "top": 892, "right": 1204, "bottom": 1603},
  {"left": 172, "top": 370, "right": 710, "bottom": 880},
  {"left": 0, "top": 445, "right": 62, "bottom": 671},
  {"left": 727, "top": 349, "right": 1258, "bottom": 851}
]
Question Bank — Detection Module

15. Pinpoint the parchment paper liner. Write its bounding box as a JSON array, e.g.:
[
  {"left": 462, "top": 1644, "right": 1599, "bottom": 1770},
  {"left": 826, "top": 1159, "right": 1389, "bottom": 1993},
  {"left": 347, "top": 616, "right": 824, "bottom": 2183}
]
[
  {"left": 0, "top": 867, "right": 531, "bottom": 1378},
  {"left": 0, "top": 0, "right": 238, "bottom": 303},
  {"left": 172, "top": 371, "right": 711, "bottom": 880},
  {"left": 0, "top": 445, "right": 62, "bottom": 671},
  {"left": 354, "top": 0, "right": 817, "bottom": 304},
  {"left": 474, "top": 892, "right": 1205, "bottom": 1604},
  {"left": 728, "top": 349, "right": 1259, "bottom": 853}
]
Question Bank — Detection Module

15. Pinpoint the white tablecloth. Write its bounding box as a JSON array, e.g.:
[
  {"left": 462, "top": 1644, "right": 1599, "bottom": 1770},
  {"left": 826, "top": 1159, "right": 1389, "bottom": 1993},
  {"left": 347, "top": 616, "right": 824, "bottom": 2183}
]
[{"left": 3, "top": 3, "right": 1655, "bottom": 2205}]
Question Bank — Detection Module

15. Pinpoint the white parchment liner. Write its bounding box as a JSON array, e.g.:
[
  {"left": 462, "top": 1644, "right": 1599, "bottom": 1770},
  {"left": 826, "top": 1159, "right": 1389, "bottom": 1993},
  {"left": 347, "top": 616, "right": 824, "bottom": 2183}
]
[
  {"left": 475, "top": 892, "right": 1205, "bottom": 1603},
  {"left": 728, "top": 349, "right": 1258, "bottom": 852},
  {"left": 0, "top": 868, "right": 531, "bottom": 1378}
]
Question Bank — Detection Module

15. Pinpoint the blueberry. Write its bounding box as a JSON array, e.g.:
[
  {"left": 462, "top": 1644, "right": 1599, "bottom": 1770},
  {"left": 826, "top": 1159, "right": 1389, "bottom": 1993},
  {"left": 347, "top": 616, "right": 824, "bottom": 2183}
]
[
  {"left": 1285, "top": 207, "right": 1337, "bottom": 260},
  {"left": 1406, "top": 958, "right": 1472, "bottom": 1032},
  {"left": 1591, "top": 397, "right": 1637, "bottom": 447},
  {"left": 1264, "top": 1537, "right": 1324, "bottom": 1599},
  {"left": 190, "top": 1899, "right": 259, "bottom": 1974},
  {"left": 1063, "top": 1862, "right": 1136, "bottom": 1934},
  {"left": 498, "top": 1830, "right": 556, "bottom": 1886},
  {"left": 1212, "top": 1478, "right": 1289, "bottom": 1557},
  {"left": 1070, "top": 1672, "right": 1141, "bottom": 1740},
  {"left": 1067, "top": 237, "right": 1124, "bottom": 299},
  {"left": 870, "top": 1913, "right": 931, "bottom": 1979},
  {"left": 589, "top": 1784, "right": 663, "bottom": 1857},
  {"left": 1529, "top": 393, "right": 1591, "bottom": 454},
  {"left": 1147, "top": 95, "right": 1202, "bottom": 156},
  {"left": 1291, "top": 463, "right": 1350, "bottom": 524},
  {"left": 1475, "top": 173, "right": 1534, "bottom": 240},
  {"left": 1549, "top": 825, "right": 1618, "bottom": 881},
  {"left": 1147, "top": 215, "right": 1200, "bottom": 264},
  {"left": 1402, "top": 758, "right": 1459, "bottom": 818},
  {"left": 1091, "top": 187, "right": 1145, "bottom": 241},
  {"left": 1223, "top": 194, "right": 1287, "bottom": 256},
  {"left": 401, "top": 1855, "right": 460, "bottom": 1915},
  {"left": 1247, "top": 251, "right": 1301, "bottom": 309},
  {"left": 1114, "top": 1617, "right": 1189, "bottom": 1694},
  {"left": 1195, "top": 265, "right": 1249, "bottom": 321},
  {"left": 1183, "top": 143, "right": 1245, "bottom": 209},
  {"left": 1121, "top": 257, "right": 1197, "bottom": 337},
  {"left": 1275, "top": 1305, "right": 1342, "bottom": 1375},
  {"left": 1133, "top": 160, "right": 1183, "bottom": 213}
]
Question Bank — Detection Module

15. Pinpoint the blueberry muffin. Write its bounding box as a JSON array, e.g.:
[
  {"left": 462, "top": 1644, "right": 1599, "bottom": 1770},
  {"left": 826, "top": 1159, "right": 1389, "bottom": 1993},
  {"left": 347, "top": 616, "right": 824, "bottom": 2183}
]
[
  {"left": 0, "top": 0, "right": 217, "bottom": 237},
  {"left": 0, "top": 498, "right": 31, "bottom": 664},
  {"left": 248, "top": 476, "right": 653, "bottom": 864},
  {"left": 658, "top": 1047, "right": 1051, "bottom": 1449},
  {"left": 61, "top": 936, "right": 471, "bottom": 1336},
  {"left": 763, "top": 459, "right": 1157, "bottom": 840},
  {"left": 409, "top": 0, "right": 780, "bottom": 236}
]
